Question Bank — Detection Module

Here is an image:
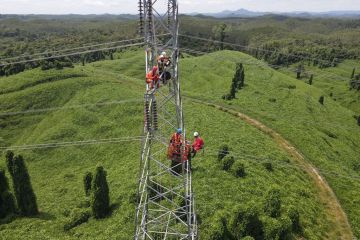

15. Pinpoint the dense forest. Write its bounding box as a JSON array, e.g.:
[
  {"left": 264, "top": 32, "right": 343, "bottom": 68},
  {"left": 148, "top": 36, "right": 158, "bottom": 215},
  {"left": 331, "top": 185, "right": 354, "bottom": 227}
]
[{"left": 1, "top": 14, "right": 359, "bottom": 76}]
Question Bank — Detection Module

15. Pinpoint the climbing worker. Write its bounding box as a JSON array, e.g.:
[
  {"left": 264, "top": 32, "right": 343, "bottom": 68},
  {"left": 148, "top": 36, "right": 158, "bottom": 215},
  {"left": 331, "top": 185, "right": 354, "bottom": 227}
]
[
  {"left": 157, "top": 51, "right": 171, "bottom": 71},
  {"left": 192, "top": 132, "right": 204, "bottom": 158},
  {"left": 146, "top": 66, "right": 160, "bottom": 89},
  {"left": 157, "top": 51, "right": 172, "bottom": 84},
  {"left": 168, "top": 128, "right": 183, "bottom": 174}
]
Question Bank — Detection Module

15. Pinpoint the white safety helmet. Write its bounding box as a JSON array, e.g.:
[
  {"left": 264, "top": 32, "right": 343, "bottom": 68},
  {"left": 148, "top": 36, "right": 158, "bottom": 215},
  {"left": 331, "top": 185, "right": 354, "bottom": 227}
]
[
  {"left": 161, "top": 51, "right": 167, "bottom": 56},
  {"left": 194, "top": 132, "right": 199, "bottom": 137},
  {"left": 159, "top": 55, "right": 164, "bottom": 59}
]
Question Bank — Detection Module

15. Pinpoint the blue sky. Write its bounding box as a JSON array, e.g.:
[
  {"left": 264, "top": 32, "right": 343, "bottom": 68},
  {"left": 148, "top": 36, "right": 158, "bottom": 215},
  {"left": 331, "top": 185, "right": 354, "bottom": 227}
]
[{"left": 1, "top": 0, "right": 359, "bottom": 14}]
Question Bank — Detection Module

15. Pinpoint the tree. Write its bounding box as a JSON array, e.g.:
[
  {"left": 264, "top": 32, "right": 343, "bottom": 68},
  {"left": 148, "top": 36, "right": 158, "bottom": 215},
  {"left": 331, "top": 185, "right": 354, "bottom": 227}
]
[
  {"left": 262, "top": 216, "right": 292, "bottom": 240},
  {"left": 288, "top": 206, "right": 302, "bottom": 233},
  {"left": 264, "top": 187, "right": 281, "bottom": 218},
  {"left": 234, "top": 63, "right": 245, "bottom": 90},
  {"left": 5, "top": 151, "right": 14, "bottom": 177},
  {"left": 232, "top": 161, "right": 246, "bottom": 178},
  {"left": 212, "top": 23, "right": 228, "bottom": 50},
  {"left": 351, "top": 68, "right": 355, "bottom": 79},
  {"left": 229, "top": 81, "right": 237, "bottom": 99},
  {"left": 203, "top": 211, "right": 231, "bottom": 240},
  {"left": 91, "top": 165, "right": 110, "bottom": 219},
  {"left": 263, "top": 162, "right": 273, "bottom": 172},
  {"left": 357, "top": 116, "right": 360, "bottom": 126},
  {"left": 0, "top": 169, "right": 16, "bottom": 218},
  {"left": 223, "top": 63, "right": 245, "bottom": 100},
  {"left": 218, "top": 145, "right": 229, "bottom": 161},
  {"left": 319, "top": 96, "right": 325, "bottom": 105},
  {"left": 309, "top": 74, "right": 313, "bottom": 85},
  {"left": 230, "top": 204, "right": 264, "bottom": 239},
  {"left": 239, "top": 65, "right": 245, "bottom": 89},
  {"left": 84, "top": 172, "right": 93, "bottom": 196},
  {"left": 222, "top": 156, "right": 235, "bottom": 171},
  {"left": 296, "top": 64, "right": 304, "bottom": 79},
  {"left": 7, "top": 154, "right": 38, "bottom": 216}
]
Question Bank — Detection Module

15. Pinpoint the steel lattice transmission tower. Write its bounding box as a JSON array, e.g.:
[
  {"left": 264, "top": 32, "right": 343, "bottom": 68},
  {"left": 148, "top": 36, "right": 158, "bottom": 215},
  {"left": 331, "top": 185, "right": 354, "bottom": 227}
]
[{"left": 135, "top": 0, "right": 197, "bottom": 239}]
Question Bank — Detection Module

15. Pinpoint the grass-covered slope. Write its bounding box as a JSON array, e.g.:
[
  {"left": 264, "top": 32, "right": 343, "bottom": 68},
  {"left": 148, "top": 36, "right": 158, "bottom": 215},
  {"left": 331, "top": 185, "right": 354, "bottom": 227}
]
[
  {"left": 0, "top": 54, "right": 340, "bottom": 239},
  {"left": 179, "top": 51, "right": 360, "bottom": 238},
  {"left": 279, "top": 60, "right": 360, "bottom": 115}
]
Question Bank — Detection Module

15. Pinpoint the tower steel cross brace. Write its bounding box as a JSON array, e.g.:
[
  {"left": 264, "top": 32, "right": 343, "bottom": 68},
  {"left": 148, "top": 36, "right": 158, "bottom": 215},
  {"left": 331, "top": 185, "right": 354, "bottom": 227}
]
[{"left": 135, "top": 0, "right": 197, "bottom": 239}]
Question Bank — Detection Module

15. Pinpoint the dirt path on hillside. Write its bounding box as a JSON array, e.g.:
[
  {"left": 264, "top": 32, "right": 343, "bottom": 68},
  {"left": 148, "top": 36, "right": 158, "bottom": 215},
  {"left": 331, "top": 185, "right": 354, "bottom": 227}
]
[{"left": 188, "top": 97, "right": 354, "bottom": 240}]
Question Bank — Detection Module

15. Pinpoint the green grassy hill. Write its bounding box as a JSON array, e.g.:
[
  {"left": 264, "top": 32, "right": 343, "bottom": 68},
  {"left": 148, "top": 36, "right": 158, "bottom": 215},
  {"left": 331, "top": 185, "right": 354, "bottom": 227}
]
[
  {"left": 0, "top": 50, "right": 359, "bottom": 239},
  {"left": 179, "top": 51, "right": 360, "bottom": 238},
  {"left": 278, "top": 60, "right": 360, "bottom": 115}
]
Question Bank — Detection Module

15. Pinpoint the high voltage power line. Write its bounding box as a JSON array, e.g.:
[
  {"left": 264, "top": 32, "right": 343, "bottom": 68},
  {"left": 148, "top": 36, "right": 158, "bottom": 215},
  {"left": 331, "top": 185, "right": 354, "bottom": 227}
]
[
  {"left": 181, "top": 45, "right": 352, "bottom": 83},
  {"left": 204, "top": 148, "right": 360, "bottom": 182},
  {"left": 0, "top": 136, "right": 143, "bottom": 151},
  {"left": 0, "top": 33, "right": 173, "bottom": 64},
  {"left": 0, "top": 42, "right": 145, "bottom": 67},
  {"left": 180, "top": 35, "right": 354, "bottom": 81},
  {"left": 179, "top": 34, "right": 354, "bottom": 76},
  {"left": 0, "top": 99, "right": 143, "bottom": 117},
  {"left": 1, "top": 34, "right": 353, "bottom": 81},
  {"left": 0, "top": 37, "right": 146, "bottom": 62}
]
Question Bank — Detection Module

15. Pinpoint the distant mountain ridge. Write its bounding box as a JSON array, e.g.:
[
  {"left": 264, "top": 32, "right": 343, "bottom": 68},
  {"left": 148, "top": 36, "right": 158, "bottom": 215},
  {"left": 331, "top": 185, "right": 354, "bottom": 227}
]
[{"left": 189, "top": 8, "right": 360, "bottom": 18}]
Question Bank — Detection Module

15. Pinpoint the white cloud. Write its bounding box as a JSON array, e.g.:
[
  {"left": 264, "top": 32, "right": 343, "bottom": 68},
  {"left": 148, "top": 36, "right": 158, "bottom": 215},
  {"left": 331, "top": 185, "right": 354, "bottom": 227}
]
[{"left": 0, "top": 0, "right": 359, "bottom": 14}]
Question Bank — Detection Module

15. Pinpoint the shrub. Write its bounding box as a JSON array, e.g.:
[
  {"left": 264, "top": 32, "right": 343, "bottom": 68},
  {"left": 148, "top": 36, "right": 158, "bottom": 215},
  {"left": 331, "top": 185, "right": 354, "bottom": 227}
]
[
  {"left": 351, "top": 68, "right": 355, "bottom": 79},
  {"left": 262, "top": 216, "right": 282, "bottom": 240},
  {"left": 218, "top": 145, "right": 229, "bottom": 161},
  {"left": 83, "top": 172, "right": 93, "bottom": 196},
  {"left": 262, "top": 215, "right": 292, "bottom": 240},
  {"left": 319, "top": 96, "right": 324, "bottom": 105},
  {"left": 1, "top": 191, "right": 17, "bottom": 217},
  {"left": 309, "top": 74, "right": 313, "bottom": 85},
  {"left": 7, "top": 155, "right": 38, "bottom": 216},
  {"left": 269, "top": 98, "right": 277, "bottom": 103},
  {"left": 264, "top": 187, "right": 281, "bottom": 218},
  {"left": 232, "top": 161, "right": 246, "bottom": 178},
  {"left": 5, "top": 151, "right": 14, "bottom": 177},
  {"left": 241, "top": 237, "right": 255, "bottom": 240},
  {"left": 222, "top": 156, "right": 235, "bottom": 171},
  {"left": 288, "top": 206, "right": 302, "bottom": 233},
  {"left": 263, "top": 162, "right": 273, "bottom": 172},
  {"left": 63, "top": 208, "right": 91, "bottom": 231},
  {"left": 91, "top": 165, "right": 110, "bottom": 219},
  {"left": 230, "top": 204, "right": 264, "bottom": 239},
  {"left": 202, "top": 211, "right": 230, "bottom": 240},
  {"left": 0, "top": 169, "right": 16, "bottom": 218},
  {"left": 357, "top": 116, "right": 360, "bottom": 126},
  {"left": 279, "top": 216, "right": 292, "bottom": 239}
]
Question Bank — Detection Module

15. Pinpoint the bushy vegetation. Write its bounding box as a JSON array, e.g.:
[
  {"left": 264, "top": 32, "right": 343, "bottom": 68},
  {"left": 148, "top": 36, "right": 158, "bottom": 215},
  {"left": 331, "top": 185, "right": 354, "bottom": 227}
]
[
  {"left": 83, "top": 171, "right": 93, "bottom": 197},
  {"left": 232, "top": 161, "right": 246, "bottom": 178},
  {"left": 0, "top": 169, "right": 16, "bottom": 219},
  {"left": 264, "top": 188, "right": 282, "bottom": 218},
  {"left": 217, "top": 144, "right": 229, "bottom": 161},
  {"left": 6, "top": 152, "right": 38, "bottom": 216},
  {"left": 91, "top": 165, "right": 110, "bottom": 219},
  {"left": 223, "top": 63, "right": 245, "bottom": 100},
  {"left": 222, "top": 156, "right": 235, "bottom": 171},
  {"left": 63, "top": 208, "right": 91, "bottom": 231},
  {"left": 230, "top": 204, "right": 264, "bottom": 239}
]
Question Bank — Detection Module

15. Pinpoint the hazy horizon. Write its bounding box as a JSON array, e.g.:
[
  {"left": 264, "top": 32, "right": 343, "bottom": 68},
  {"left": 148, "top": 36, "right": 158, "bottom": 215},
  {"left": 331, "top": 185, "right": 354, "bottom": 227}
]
[{"left": 1, "top": 0, "right": 360, "bottom": 15}]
